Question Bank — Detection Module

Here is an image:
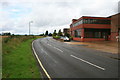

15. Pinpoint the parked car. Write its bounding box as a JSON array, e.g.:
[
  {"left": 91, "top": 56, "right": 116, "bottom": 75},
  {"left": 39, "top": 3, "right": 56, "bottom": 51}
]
[{"left": 61, "top": 36, "right": 70, "bottom": 42}]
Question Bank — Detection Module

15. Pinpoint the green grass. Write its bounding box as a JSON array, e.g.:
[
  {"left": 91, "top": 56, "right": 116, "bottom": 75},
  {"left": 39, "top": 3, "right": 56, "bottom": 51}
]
[
  {"left": 2, "top": 36, "right": 43, "bottom": 78},
  {"left": 53, "top": 36, "right": 61, "bottom": 39}
]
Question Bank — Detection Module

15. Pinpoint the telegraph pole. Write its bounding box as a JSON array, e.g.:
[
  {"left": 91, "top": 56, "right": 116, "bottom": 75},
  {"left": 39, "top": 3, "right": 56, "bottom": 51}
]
[{"left": 29, "top": 21, "right": 33, "bottom": 35}]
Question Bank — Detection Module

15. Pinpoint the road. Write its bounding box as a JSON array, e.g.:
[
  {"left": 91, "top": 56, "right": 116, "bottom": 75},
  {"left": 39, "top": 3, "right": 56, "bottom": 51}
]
[{"left": 32, "top": 37, "right": 118, "bottom": 78}]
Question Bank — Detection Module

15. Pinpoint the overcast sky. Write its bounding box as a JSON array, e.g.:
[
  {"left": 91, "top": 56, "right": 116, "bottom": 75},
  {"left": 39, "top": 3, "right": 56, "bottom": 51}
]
[{"left": 0, "top": 0, "right": 119, "bottom": 35}]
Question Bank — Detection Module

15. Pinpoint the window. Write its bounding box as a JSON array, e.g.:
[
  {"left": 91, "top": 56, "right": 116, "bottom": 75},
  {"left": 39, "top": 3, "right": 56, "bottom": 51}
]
[
  {"left": 83, "top": 19, "right": 111, "bottom": 24},
  {"left": 87, "top": 19, "right": 90, "bottom": 24},
  {"left": 70, "top": 25, "right": 73, "bottom": 27},
  {"left": 74, "top": 29, "right": 81, "bottom": 37},
  {"left": 72, "top": 18, "right": 110, "bottom": 27},
  {"left": 84, "top": 28, "right": 110, "bottom": 38},
  {"left": 94, "top": 32, "right": 101, "bottom": 38},
  {"left": 72, "top": 20, "right": 83, "bottom": 27}
]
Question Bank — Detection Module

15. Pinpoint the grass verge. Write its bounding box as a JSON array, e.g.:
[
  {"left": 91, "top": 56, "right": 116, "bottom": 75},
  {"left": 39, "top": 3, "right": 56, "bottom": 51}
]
[{"left": 2, "top": 36, "right": 43, "bottom": 78}]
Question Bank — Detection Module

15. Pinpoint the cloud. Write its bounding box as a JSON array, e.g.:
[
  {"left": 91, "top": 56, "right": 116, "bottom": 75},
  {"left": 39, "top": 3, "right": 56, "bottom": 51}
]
[
  {"left": 11, "top": 9, "right": 20, "bottom": 12},
  {"left": 0, "top": 0, "right": 119, "bottom": 35}
]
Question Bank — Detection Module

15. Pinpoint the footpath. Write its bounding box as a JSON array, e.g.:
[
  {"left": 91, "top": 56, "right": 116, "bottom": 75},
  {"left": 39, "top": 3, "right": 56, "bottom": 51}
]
[{"left": 65, "top": 41, "right": 118, "bottom": 54}]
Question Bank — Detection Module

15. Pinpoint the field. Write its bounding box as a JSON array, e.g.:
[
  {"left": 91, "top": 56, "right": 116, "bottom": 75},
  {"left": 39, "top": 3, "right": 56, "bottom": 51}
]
[{"left": 2, "top": 35, "right": 43, "bottom": 78}]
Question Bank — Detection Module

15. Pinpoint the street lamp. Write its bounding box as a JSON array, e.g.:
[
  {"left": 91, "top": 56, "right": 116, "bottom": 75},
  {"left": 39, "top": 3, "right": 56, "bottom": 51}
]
[{"left": 29, "top": 21, "right": 33, "bottom": 35}]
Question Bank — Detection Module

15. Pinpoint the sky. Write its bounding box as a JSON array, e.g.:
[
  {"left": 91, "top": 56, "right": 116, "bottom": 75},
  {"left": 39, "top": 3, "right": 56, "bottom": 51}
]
[{"left": 0, "top": 0, "right": 119, "bottom": 35}]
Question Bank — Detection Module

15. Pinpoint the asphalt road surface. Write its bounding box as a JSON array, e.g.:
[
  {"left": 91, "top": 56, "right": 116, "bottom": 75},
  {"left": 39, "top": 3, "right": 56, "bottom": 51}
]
[{"left": 32, "top": 37, "right": 118, "bottom": 78}]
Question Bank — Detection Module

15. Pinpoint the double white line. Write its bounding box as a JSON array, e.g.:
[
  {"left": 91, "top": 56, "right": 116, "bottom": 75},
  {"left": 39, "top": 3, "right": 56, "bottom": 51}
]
[{"left": 32, "top": 41, "right": 52, "bottom": 80}]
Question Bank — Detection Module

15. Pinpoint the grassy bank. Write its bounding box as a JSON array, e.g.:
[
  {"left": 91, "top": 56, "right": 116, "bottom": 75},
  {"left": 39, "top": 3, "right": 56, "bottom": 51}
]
[{"left": 2, "top": 36, "right": 43, "bottom": 78}]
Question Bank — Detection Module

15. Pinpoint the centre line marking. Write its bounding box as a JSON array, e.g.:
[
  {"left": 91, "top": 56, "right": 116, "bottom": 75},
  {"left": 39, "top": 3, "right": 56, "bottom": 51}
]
[
  {"left": 47, "top": 44, "right": 52, "bottom": 46},
  {"left": 47, "top": 43, "right": 63, "bottom": 53},
  {"left": 70, "top": 55, "right": 105, "bottom": 70},
  {"left": 54, "top": 47, "right": 63, "bottom": 53}
]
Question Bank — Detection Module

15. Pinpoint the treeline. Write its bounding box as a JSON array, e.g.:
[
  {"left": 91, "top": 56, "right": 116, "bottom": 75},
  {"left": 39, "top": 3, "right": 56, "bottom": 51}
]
[
  {"left": 1, "top": 32, "right": 11, "bottom": 36},
  {"left": 41, "top": 29, "right": 70, "bottom": 37},
  {"left": 41, "top": 29, "right": 72, "bottom": 40}
]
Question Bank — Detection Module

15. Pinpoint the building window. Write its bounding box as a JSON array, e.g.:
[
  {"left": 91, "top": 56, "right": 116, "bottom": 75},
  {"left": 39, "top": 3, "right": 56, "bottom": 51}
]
[
  {"left": 74, "top": 29, "right": 81, "bottom": 37},
  {"left": 70, "top": 25, "right": 73, "bottom": 27},
  {"left": 94, "top": 32, "right": 101, "bottom": 38},
  {"left": 84, "top": 28, "right": 110, "bottom": 38},
  {"left": 72, "top": 20, "right": 83, "bottom": 27},
  {"left": 71, "top": 18, "right": 111, "bottom": 28},
  {"left": 83, "top": 19, "right": 111, "bottom": 24}
]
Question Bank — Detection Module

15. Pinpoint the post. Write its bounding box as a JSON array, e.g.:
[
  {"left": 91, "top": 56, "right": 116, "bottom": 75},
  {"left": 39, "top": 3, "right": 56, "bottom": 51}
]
[
  {"left": 29, "top": 21, "right": 33, "bottom": 35},
  {"left": 29, "top": 22, "right": 30, "bottom": 35}
]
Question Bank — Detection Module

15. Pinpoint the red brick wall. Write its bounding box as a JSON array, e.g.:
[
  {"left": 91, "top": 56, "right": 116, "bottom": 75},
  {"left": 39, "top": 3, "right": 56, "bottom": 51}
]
[
  {"left": 73, "top": 37, "right": 83, "bottom": 41},
  {"left": 73, "top": 37, "right": 105, "bottom": 42},
  {"left": 111, "top": 32, "right": 118, "bottom": 41},
  {"left": 83, "top": 24, "right": 110, "bottom": 29},
  {"left": 83, "top": 38, "right": 105, "bottom": 41},
  {"left": 111, "top": 13, "right": 120, "bottom": 42}
]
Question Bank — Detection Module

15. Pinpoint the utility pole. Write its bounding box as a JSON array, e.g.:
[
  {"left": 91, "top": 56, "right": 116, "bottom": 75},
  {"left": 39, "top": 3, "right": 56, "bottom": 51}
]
[{"left": 29, "top": 21, "right": 33, "bottom": 35}]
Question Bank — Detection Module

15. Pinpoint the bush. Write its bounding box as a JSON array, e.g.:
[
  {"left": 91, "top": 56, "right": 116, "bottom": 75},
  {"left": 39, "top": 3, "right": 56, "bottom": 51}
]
[
  {"left": 53, "top": 36, "right": 60, "bottom": 39},
  {"left": 69, "top": 36, "right": 73, "bottom": 40},
  {"left": 2, "top": 35, "right": 39, "bottom": 54}
]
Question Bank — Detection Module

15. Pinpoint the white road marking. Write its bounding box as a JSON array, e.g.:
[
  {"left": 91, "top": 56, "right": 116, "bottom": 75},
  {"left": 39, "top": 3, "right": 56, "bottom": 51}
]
[
  {"left": 32, "top": 41, "right": 52, "bottom": 80},
  {"left": 70, "top": 55, "right": 105, "bottom": 70},
  {"left": 47, "top": 44, "right": 52, "bottom": 46},
  {"left": 54, "top": 47, "right": 63, "bottom": 53},
  {"left": 47, "top": 43, "right": 63, "bottom": 53},
  {"left": 41, "top": 48, "right": 47, "bottom": 55},
  {"left": 41, "top": 48, "right": 58, "bottom": 63},
  {"left": 41, "top": 48, "right": 43, "bottom": 51}
]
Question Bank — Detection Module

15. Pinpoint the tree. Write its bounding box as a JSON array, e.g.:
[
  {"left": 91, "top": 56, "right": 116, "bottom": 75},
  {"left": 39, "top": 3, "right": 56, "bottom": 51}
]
[
  {"left": 39, "top": 33, "right": 44, "bottom": 36},
  {"left": 52, "top": 30, "right": 57, "bottom": 36},
  {"left": 57, "top": 29, "right": 63, "bottom": 36},
  {"left": 45, "top": 30, "right": 48, "bottom": 36},
  {"left": 2, "top": 32, "right": 11, "bottom": 36},
  {"left": 48, "top": 33, "right": 52, "bottom": 36},
  {"left": 64, "top": 33, "right": 70, "bottom": 38}
]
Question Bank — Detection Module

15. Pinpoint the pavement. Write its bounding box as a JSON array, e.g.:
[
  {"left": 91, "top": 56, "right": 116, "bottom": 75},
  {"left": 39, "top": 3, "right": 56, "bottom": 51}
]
[
  {"left": 65, "top": 40, "right": 118, "bottom": 54},
  {"left": 32, "top": 37, "right": 118, "bottom": 78}
]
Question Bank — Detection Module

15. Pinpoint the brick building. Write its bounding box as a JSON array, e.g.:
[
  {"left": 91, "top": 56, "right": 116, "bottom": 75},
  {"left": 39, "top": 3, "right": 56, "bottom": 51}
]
[
  {"left": 110, "top": 13, "right": 120, "bottom": 42},
  {"left": 70, "top": 16, "right": 111, "bottom": 41}
]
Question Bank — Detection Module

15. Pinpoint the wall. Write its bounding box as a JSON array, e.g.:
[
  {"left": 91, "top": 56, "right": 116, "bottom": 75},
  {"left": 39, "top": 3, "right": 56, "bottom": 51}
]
[
  {"left": 83, "top": 24, "right": 110, "bottom": 29},
  {"left": 111, "top": 13, "right": 120, "bottom": 42},
  {"left": 73, "top": 37, "right": 105, "bottom": 42}
]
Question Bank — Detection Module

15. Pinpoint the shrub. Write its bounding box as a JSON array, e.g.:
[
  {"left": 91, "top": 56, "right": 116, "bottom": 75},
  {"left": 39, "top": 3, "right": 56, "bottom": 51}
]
[
  {"left": 53, "top": 36, "right": 60, "bottom": 39},
  {"left": 2, "top": 35, "right": 38, "bottom": 54},
  {"left": 69, "top": 36, "right": 73, "bottom": 40}
]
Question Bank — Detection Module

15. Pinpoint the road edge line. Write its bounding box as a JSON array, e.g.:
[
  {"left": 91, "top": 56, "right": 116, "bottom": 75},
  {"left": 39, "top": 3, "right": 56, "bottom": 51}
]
[{"left": 32, "top": 40, "right": 52, "bottom": 80}]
